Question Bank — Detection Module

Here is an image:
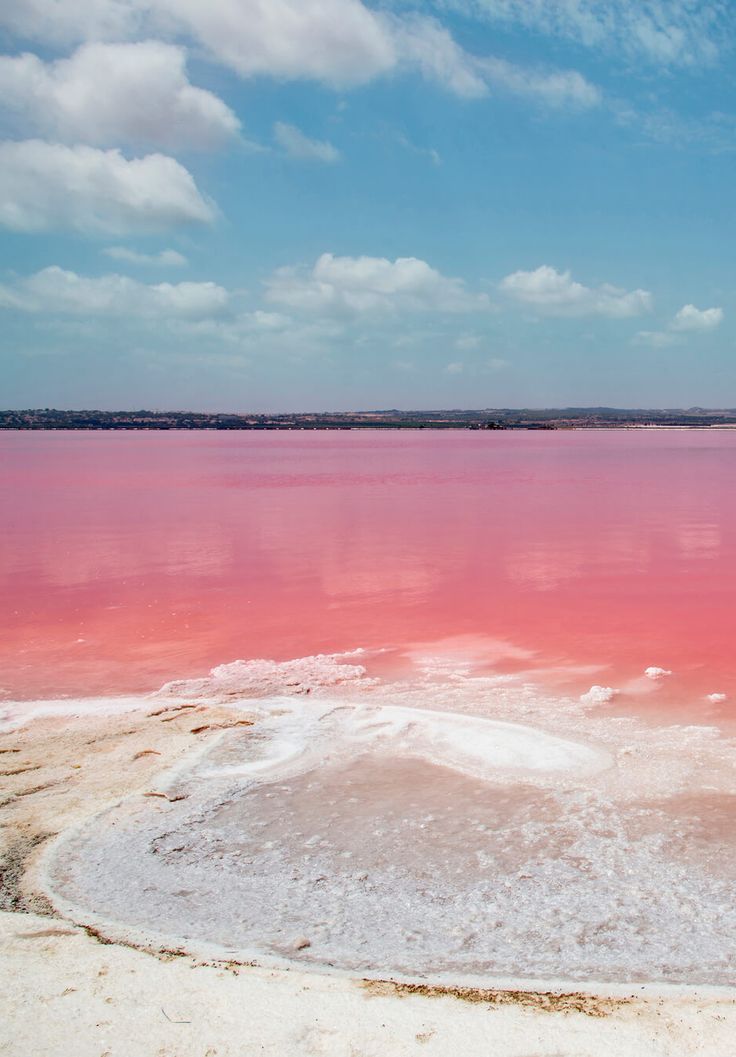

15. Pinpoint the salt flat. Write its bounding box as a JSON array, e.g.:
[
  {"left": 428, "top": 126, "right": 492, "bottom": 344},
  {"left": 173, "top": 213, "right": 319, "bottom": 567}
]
[{"left": 2, "top": 653, "right": 736, "bottom": 1055}]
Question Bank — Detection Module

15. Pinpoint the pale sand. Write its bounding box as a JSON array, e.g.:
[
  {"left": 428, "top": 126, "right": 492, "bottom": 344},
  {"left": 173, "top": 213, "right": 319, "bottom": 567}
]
[{"left": 1, "top": 706, "right": 735, "bottom": 1056}]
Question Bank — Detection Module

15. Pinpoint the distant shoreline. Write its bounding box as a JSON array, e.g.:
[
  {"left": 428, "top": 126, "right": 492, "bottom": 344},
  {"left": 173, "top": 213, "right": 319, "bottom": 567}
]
[{"left": 5, "top": 408, "right": 736, "bottom": 431}]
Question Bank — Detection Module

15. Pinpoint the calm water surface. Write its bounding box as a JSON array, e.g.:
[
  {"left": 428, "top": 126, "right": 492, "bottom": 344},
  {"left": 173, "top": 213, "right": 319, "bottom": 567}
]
[{"left": 2, "top": 429, "right": 735, "bottom": 721}]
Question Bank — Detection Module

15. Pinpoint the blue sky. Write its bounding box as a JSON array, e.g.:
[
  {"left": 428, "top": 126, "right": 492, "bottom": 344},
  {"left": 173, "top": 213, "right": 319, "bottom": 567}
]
[{"left": 0, "top": 0, "right": 733, "bottom": 411}]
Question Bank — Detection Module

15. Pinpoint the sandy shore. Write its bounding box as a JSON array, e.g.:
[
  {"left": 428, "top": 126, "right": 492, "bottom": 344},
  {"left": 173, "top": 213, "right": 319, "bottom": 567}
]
[{"left": 1, "top": 706, "right": 735, "bottom": 1056}]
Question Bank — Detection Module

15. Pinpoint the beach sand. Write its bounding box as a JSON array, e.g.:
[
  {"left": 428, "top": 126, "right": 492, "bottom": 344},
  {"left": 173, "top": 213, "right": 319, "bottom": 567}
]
[{"left": 1, "top": 705, "right": 735, "bottom": 1057}]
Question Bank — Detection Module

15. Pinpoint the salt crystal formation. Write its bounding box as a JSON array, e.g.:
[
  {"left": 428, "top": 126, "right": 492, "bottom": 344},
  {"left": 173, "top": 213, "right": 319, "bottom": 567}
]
[{"left": 45, "top": 689, "right": 736, "bottom": 985}]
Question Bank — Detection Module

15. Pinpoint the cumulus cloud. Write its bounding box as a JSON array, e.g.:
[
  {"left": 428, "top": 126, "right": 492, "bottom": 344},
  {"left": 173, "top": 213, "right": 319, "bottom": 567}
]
[
  {"left": 0, "top": 0, "right": 144, "bottom": 45},
  {"left": 157, "top": 0, "right": 398, "bottom": 88},
  {"left": 265, "top": 253, "right": 490, "bottom": 315},
  {"left": 0, "top": 0, "right": 395, "bottom": 85},
  {"left": 0, "top": 266, "right": 228, "bottom": 318},
  {"left": 103, "top": 246, "right": 187, "bottom": 267},
  {"left": 500, "top": 265, "right": 651, "bottom": 317},
  {"left": 0, "top": 140, "right": 216, "bottom": 234},
  {"left": 273, "top": 122, "right": 340, "bottom": 163},
  {"left": 0, "top": 0, "right": 598, "bottom": 105},
  {"left": 634, "top": 302, "right": 723, "bottom": 346},
  {"left": 0, "top": 42, "right": 240, "bottom": 150},
  {"left": 671, "top": 303, "right": 724, "bottom": 332}
]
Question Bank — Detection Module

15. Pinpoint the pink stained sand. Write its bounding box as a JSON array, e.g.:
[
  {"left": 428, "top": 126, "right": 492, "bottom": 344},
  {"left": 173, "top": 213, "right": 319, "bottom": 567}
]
[{"left": 1, "top": 428, "right": 735, "bottom": 720}]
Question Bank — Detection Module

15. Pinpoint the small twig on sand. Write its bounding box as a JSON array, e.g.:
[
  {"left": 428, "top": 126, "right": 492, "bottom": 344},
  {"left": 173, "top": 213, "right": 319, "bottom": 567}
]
[{"left": 161, "top": 1008, "right": 191, "bottom": 1024}]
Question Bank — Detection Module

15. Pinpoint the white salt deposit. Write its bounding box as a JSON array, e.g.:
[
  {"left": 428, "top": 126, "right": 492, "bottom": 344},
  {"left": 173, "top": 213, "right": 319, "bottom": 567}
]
[
  {"left": 645, "top": 666, "right": 673, "bottom": 680},
  {"left": 157, "top": 651, "right": 376, "bottom": 700},
  {"left": 37, "top": 646, "right": 736, "bottom": 986},
  {"left": 187, "top": 699, "right": 611, "bottom": 787},
  {"left": 0, "top": 695, "right": 148, "bottom": 732},
  {"left": 579, "top": 685, "right": 619, "bottom": 705}
]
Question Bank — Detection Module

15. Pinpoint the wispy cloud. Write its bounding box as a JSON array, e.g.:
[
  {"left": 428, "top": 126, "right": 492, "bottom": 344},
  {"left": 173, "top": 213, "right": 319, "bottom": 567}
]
[
  {"left": 0, "top": 266, "right": 228, "bottom": 317},
  {"left": 632, "top": 330, "right": 680, "bottom": 349},
  {"left": 103, "top": 246, "right": 188, "bottom": 267},
  {"left": 393, "top": 130, "right": 442, "bottom": 166},
  {"left": 477, "top": 55, "right": 600, "bottom": 108},
  {"left": 438, "top": 1, "right": 726, "bottom": 67},
  {"left": 274, "top": 122, "right": 340, "bottom": 163},
  {"left": 612, "top": 102, "right": 736, "bottom": 154}
]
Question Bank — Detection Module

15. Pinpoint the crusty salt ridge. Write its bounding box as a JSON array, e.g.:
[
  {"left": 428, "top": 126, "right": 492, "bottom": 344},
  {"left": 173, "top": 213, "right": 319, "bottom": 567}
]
[
  {"left": 156, "top": 650, "right": 377, "bottom": 700},
  {"left": 2, "top": 652, "right": 736, "bottom": 1056},
  {"left": 173, "top": 698, "right": 612, "bottom": 786},
  {"left": 0, "top": 651, "right": 378, "bottom": 732}
]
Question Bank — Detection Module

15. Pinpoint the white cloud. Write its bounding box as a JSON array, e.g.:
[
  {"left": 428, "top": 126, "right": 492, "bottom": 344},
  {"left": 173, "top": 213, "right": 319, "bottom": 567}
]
[
  {"left": 500, "top": 265, "right": 651, "bottom": 317},
  {"left": 444, "top": 361, "right": 464, "bottom": 373},
  {"left": 441, "top": 1, "right": 724, "bottom": 67},
  {"left": 0, "top": 140, "right": 216, "bottom": 234},
  {"left": 170, "top": 312, "right": 342, "bottom": 356},
  {"left": 0, "top": 265, "right": 228, "bottom": 317},
  {"left": 0, "top": 0, "right": 144, "bottom": 45},
  {"left": 391, "top": 15, "right": 488, "bottom": 98},
  {"left": 477, "top": 56, "right": 600, "bottom": 107},
  {"left": 455, "top": 333, "right": 482, "bottom": 350},
  {"left": 671, "top": 303, "right": 724, "bottom": 332},
  {"left": 156, "top": 0, "right": 398, "bottom": 88},
  {"left": 393, "top": 130, "right": 442, "bottom": 166},
  {"left": 0, "top": 42, "right": 240, "bottom": 150},
  {"left": 632, "top": 330, "right": 680, "bottom": 348},
  {"left": 0, "top": 0, "right": 395, "bottom": 86},
  {"left": 266, "top": 253, "right": 490, "bottom": 315},
  {"left": 273, "top": 122, "right": 340, "bottom": 163},
  {"left": 103, "top": 246, "right": 188, "bottom": 267},
  {"left": 634, "top": 303, "right": 723, "bottom": 346},
  {"left": 175, "top": 0, "right": 493, "bottom": 97},
  {"left": 0, "top": 0, "right": 598, "bottom": 105}
]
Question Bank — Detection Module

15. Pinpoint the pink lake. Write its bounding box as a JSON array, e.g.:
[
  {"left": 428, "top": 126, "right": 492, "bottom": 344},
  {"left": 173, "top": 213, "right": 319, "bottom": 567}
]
[
  {"left": 7, "top": 428, "right": 736, "bottom": 984},
  {"left": 1, "top": 429, "right": 735, "bottom": 725}
]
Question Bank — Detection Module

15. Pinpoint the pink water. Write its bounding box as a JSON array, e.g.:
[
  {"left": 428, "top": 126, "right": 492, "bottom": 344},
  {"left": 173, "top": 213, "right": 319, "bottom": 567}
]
[
  {"left": 1, "top": 429, "right": 735, "bottom": 723},
  {"left": 8, "top": 429, "right": 736, "bottom": 983}
]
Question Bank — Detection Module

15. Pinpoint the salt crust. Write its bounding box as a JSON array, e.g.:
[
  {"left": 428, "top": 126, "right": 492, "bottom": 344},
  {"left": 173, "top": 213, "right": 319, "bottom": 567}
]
[
  {"left": 30, "top": 649, "right": 736, "bottom": 986},
  {"left": 6, "top": 650, "right": 736, "bottom": 1057}
]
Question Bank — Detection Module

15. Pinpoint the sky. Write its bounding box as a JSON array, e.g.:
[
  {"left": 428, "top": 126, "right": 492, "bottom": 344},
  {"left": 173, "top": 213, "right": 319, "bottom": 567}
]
[{"left": 0, "top": 0, "right": 734, "bottom": 412}]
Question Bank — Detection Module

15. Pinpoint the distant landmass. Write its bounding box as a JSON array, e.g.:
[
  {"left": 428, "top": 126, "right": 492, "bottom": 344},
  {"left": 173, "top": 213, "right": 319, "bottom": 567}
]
[{"left": 3, "top": 407, "right": 736, "bottom": 430}]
